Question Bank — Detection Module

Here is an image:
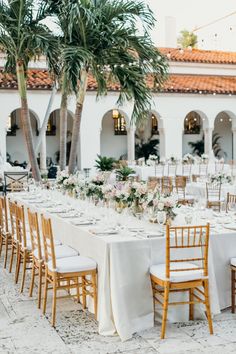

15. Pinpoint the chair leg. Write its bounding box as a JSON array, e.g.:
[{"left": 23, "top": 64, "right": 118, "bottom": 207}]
[
  {"left": 189, "top": 288, "right": 194, "bottom": 320},
  {"left": 29, "top": 260, "right": 35, "bottom": 297},
  {"left": 203, "top": 280, "right": 213, "bottom": 334},
  {"left": 92, "top": 273, "right": 97, "bottom": 320},
  {"left": 82, "top": 276, "right": 86, "bottom": 310},
  {"left": 38, "top": 263, "right": 43, "bottom": 309},
  {"left": 0, "top": 234, "right": 3, "bottom": 258},
  {"left": 15, "top": 247, "right": 21, "bottom": 284},
  {"left": 9, "top": 242, "right": 15, "bottom": 273},
  {"left": 20, "top": 251, "right": 27, "bottom": 293},
  {"left": 231, "top": 269, "right": 235, "bottom": 314},
  {"left": 161, "top": 283, "right": 170, "bottom": 340},
  {"left": 43, "top": 270, "right": 48, "bottom": 315},
  {"left": 4, "top": 234, "right": 9, "bottom": 268},
  {"left": 51, "top": 276, "right": 57, "bottom": 327}
]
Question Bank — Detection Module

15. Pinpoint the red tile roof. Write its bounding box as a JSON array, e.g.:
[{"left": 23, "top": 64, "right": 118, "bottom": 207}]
[
  {"left": 159, "top": 47, "right": 236, "bottom": 65},
  {"left": 0, "top": 68, "right": 236, "bottom": 95}
]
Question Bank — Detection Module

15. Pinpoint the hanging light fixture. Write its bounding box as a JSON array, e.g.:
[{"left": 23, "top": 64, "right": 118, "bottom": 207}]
[{"left": 112, "top": 109, "right": 119, "bottom": 119}]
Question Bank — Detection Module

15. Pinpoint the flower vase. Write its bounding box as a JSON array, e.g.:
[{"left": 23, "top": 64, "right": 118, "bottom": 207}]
[{"left": 132, "top": 199, "right": 143, "bottom": 217}]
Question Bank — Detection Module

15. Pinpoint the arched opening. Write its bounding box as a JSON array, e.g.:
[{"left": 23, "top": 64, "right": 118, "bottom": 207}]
[
  {"left": 6, "top": 108, "right": 39, "bottom": 165},
  {"left": 135, "top": 112, "right": 161, "bottom": 160},
  {"left": 100, "top": 109, "right": 128, "bottom": 159},
  {"left": 182, "top": 111, "right": 205, "bottom": 156},
  {"left": 213, "top": 111, "right": 233, "bottom": 160},
  {"left": 45, "top": 109, "right": 74, "bottom": 165}
]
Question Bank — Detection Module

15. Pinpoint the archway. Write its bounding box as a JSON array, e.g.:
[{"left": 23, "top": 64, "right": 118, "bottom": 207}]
[
  {"left": 182, "top": 110, "right": 207, "bottom": 156},
  {"left": 100, "top": 109, "right": 128, "bottom": 159},
  {"left": 6, "top": 108, "right": 39, "bottom": 164},
  {"left": 135, "top": 111, "right": 164, "bottom": 160},
  {"left": 213, "top": 111, "right": 234, "bottom": 160},
  {"left": 45, "top": 109, "right": 74, "bottom": 165}
]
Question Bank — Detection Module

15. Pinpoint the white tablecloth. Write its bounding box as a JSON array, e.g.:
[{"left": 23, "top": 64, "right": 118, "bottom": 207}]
[
  {"left": 11, "top": 191, "right": 236, "bottom": 341},
  {"left": 130, "top": 163, "right": 230, "bottom": 181},
  {"left": 186, "top": 182, "right": 236, "bottom": 199}
]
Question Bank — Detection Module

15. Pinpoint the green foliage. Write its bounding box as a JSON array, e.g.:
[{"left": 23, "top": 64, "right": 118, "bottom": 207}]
[
  {"left": 54, "top": 0, "right": 168, "bottom": 125},
  {"left": 188, "top": 133, "right": 226, "bottom": 157},
  {"left": 178, "top": 30, "right": 198, "bottom": 48},
  {"left": 95, "top": 155, "right": 116, "bottom": 171},
  {"left": 135, "top": 137, "right": 159, "bottom": 161},
  {"left": 0, "top": 0, "right": 59, "bottom": 74},
  {"left": 116, "top": 166, "right": 135, "bottom": 181}
]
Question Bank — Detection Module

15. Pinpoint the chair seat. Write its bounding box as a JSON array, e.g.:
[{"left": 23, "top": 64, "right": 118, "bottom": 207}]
[
  {"left": 150, "top": 262, "right": 207, "bottom": 283},
  {"left": 208, "top": 197, "right": 224, "bottom": 202},
  {"left": 33, "top": 244, "right": 78, "bottom": 260},
  {"left": 231, "top": 258, "right": 236, "bottom": 267},
  {"left": 47, "top": 255, "right": 97, "bottom": 273}
]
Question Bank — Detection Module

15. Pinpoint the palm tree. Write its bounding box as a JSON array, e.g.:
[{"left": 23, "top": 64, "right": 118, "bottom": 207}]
[
  {"left": 188, "top": 133, "right": 226, "bottom": 157},
  {"left": 56, "top": 0, "right": 168, "bottom": 174},
  {"left": 0, "top": 0, "right": 58, "bottom": 180}
]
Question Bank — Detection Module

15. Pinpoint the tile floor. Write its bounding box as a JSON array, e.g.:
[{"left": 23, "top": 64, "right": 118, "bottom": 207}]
[{"left": 0, "top": 258, "right": 236, "bottom": 354}]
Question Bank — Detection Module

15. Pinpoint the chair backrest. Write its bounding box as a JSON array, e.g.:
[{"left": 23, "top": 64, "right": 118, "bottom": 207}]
[
  {"left": 27, "top": 209, "right": 42, "bottom": 260},
  {"left": 206, "top": 182, "right": 221, "bottom": 201},
  {"left": 199, "top": 164, "right": 208, "bottom": 176},
  {"left": 0, "top": 196, "right": 9, "bottom": 234},
  {"left": 162, "top": 176, "right": 173, "bottom": 194},
  {"left": 182, "top": 164, "right": 192, "bottom": 177},
  {"left": 168, "top": 164, "right": 177, "bottom": 177},
  {"left": 226, "top": 192, "right": 236, "bottom": 212},
  {"left": 10, "top": 181, "right": 24, "bottom": 192},
  {"left": 147, "top": 177, "right": 161, "bottom": 191},
  {"left": 15, "top": 204, "right": 27, "bottom": 248},
  {"left": 4, "top": 171, "right": 29, "bottom": 194},
  {"left": 41, "top": 214, "right": 56, "bottom": 269},
  {"left": 154, "top": 164, "right": 164, "bottom": 177},
  {"left": 166, "top": 224, "right": 210, "bottom": 279},
  {"left": 8, "top": 199, "right": 17, "bottom": 241},
  {"left": 175, "top": 176, "right": 187, "bottom": 199}
]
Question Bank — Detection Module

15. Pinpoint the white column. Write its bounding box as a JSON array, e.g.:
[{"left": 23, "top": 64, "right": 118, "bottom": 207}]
[
  {"left": 158, "top": 127, "right": 166, "bottom": 159},
  {"left": 127, "top": 126, "right": 135, "bottom": 161},
  {"left": 40, "top": 134, "right": 47, "bottom": 173},
  {"left": 204, "top": 127, "right": 214, "bottom": 156}
]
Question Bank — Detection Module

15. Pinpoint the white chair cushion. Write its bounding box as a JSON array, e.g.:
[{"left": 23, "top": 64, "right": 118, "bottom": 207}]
[
  {"left": 208, "top": 197, "right": 224, "bottom": 202},
  {"left": 231, "top": 258, "right": 236, "bottom": 267},
  {"left": 33, "top": 245, "right": 78, "bottom": 260},
  {"left": 150, "top": 262, "right": 207, "bottom": 283},
  {"left": 47, "top": 256, "right": 97, "bottom": 273}
]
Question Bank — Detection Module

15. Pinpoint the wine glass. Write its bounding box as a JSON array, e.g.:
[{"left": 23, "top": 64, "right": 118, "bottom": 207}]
[{"left": 156, "top": 211, "right": 166, "bottom": 228}]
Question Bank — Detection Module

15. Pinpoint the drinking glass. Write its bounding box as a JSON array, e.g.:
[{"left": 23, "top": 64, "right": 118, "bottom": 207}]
[{"left": 156, "top": 211, "right": 166, "bottom": 226}]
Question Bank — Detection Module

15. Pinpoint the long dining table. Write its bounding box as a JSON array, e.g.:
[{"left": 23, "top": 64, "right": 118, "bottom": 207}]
[{"left": 10, "top": 190, "right": 236, "bottom": 341}]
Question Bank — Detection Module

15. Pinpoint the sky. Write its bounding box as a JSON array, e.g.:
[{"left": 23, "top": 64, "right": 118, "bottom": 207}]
[{"left": 147, "top": 0, "right": 236, "bottom": 51}]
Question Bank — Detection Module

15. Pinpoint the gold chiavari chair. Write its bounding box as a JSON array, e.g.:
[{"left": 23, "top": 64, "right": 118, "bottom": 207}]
[
  {"left": 162, "top": 177, "right": 173, "bottom": 194},
  {"left": 28, "top": 209, "right": 44, "bottom": 309},
  {"left": 0, "top": 197, "right": 11, "bottom": 268},
  {"left": 154, "top": 164, "right": 164, "bottom": 177},
  {"left": 199, "top": 164, "right": 208, "bottom": 177},
  {"left": 192, "top": 174, "right": 200, "bottom": 182},
  {"left": 230, "top": 258, "right": 236, "bottom": 313},
  {"left": 147, "top": 177, "right": 161, "bottom": 191},
  {"left": 150, "top": 224, "right": 213, "bottom": 339},
  {"left": 15, "top": 204, "right": 32, "bottom": 292},
  {"left": 206, "top": 182, "right": 222, "bottom": 211},
  {"left": 175, "top": 176, "right": 194, "bottom": 205},
  {"left": 226, "top": 193, "right": 236, "bottom": 213},
  {"left": 167, "top": 164, "right": 177, "bottom": 177},
  {"left": 41, "top": 215, "right": 97, "bottom": 327},
  {"left": 8, "top": 200, "right": 19, "bottom": 276},
  {"left": 182, "top": 164, "right": 192, "bottom": 182}
]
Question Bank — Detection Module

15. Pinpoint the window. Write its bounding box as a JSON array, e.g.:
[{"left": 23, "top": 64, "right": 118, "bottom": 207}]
[
  {"left": 184, "top": 112, "right": 201, "bottom": 134},
  {"left": 7, "top": 111, "right": 19, "bottom": 136},
  {"left": 151, "top": 114, "right": 159, "bottom": 135},
  {"left": 113, "top": 110, "right": 127, "bottom": 135}
]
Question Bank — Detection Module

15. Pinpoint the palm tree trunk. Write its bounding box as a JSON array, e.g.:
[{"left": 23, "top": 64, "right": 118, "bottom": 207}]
[
  {"left": 59, "top": 74, "right": 68, "bottom": 171},
  {"left": 34, "top": 83, "right": 57, "bottom": 154},
  {"left": 16, "top": 61, "right": 41, "bottom": 181},
  {"left": 68, "top": 70, "right": 88, "bottom": 174}
]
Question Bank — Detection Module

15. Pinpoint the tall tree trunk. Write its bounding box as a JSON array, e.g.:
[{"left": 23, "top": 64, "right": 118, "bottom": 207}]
[
  {"left": 34, "top": 83, "right": 57, "bottom": 154},
  {"left": 59, "top": 74, "right": 68, "bottom": 171},
  {"left": 68, "top": 70, "right": 88, "bottom": 175},
  {"left": 16, "top": 61, "right": 41, "bottom": 181}
]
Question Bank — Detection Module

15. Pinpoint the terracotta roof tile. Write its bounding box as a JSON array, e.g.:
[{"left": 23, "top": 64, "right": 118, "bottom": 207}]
[
  {"left": 159, "top": 47, "right": 236, "bottom": 65},
  {"left": 0, "top": 68, "right": 236, "bottom": 95}
]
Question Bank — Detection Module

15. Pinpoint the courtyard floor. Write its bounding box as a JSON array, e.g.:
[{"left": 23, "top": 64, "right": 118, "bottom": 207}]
[{"left": 1, "top": 258, "right": 236, "bottom": 354}]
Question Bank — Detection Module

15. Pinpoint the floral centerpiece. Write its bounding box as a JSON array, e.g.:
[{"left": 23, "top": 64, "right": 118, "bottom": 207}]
[
  {"left": 182, "top": 153, "right": 195, "bottom": 164},
  {"left": 148, "top": 191, "right": 178, "bottom": 222},
  {"left": 129, "top": 181, "right": 148, "bottom": 214},
  {"left": 55, "top": 170, "right": 70, "bottom": 189},
  {"left": 201, "top": 153, "right": 209, "bottom": 163},
  {"left": 146, "top": 154, "right": 158, "bottom": 166},
  {"left": 168, "top": 155, "right": 178, "bottom": 164},
  {"left": 210, "top": 172, "right": 232, "bottom": 184}
]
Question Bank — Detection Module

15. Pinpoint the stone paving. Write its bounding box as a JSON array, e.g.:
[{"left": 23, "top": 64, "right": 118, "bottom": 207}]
[{"left": 1, "top": 258, "right": 236, "bottom": 354}]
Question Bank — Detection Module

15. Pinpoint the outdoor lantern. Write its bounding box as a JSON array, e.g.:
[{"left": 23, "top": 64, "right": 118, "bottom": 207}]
[{"left": 112, "top": 109, "right": 119, "bottom": 119}]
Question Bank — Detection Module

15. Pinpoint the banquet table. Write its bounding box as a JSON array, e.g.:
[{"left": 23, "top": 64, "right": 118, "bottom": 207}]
[
  {"left": 130, "top": 163, "right": 231, "bottom": 181},
  {"left": 186, "top": 182, "right": 236, "bottom": 200},
  {"left": 10, "top": 191, "right": 236, "bottom": 341}
]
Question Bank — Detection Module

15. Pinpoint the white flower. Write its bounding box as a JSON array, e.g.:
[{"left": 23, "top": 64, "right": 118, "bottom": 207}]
[{"left": 157, "top": 202, "right": 164, "bottom": 211}]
